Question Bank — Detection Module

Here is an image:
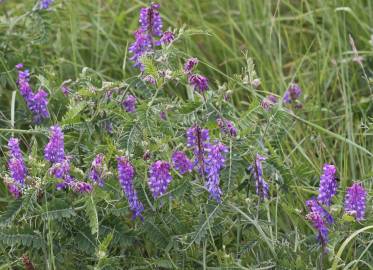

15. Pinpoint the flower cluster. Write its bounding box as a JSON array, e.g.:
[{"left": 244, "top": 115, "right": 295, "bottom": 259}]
[
  {"left": 188, "top": 74, "right": 209, "bottom": 93},
  {"left": 183, "top": 58, "right": 209, "bottom": 93},
  {"left": 148, "top": 160, "right": 172, "bottom": 199},
  {"left": 117, "top": 157, "right": 144, "bottom": 219},
  {"left": 186, "top": 125, "right": 210, "bottom": 173},
  {"left": 6, "top": 138, "right": 27, "bottom": 197},
  {"left": 45, "top": 125, "right": 92, "bottom": 193},
  {"left": 248, "top": 154, "right": 269, "bottom": 200},
  {"left": 261, "top": 94, "right": 278, "bottom": 110},
  {"left": 344, "top": 183, "right": 367, "bottom": 221},
  {"left": 216, "top": 118, "right": 237, "bottom": 137},
  {"left": 49, "top": 157, "right": 71, "bottom": 179},
  {"left": 305, "top": 163, "right": 337, "bottom": 248},
  {"left": 16, "top": 64, "right": 49, "bottom": 123},
  {"left": 184, "top": 58, "right": 198, "bottom": 74},
  {"left": 89, "top": 154, "right": 106, "bottom": 187},
  {"left": 317, "top": 164, "right": 338, "bottom": 206},
  {"left": 7, "top": 138, "right": 27, "bottom": 185},
  {"left": 204, "top": 142, "right": 228, "bottom": 202},
  {"left": 306, "top": 197, "right": 334, "bottom": 224},
  {"left": 172, "top": 151, "right": 193, "bottom": 175},
  {"left": 44, "top": 125, "right": 65, "bottom": 163},
  {"left": 283, "top": 83, "right": 302, "bottom": 104},
  {"left": 40, "top": 0, "right": 54, "bottom": 9},
  {"left": 186, "top": 125, "right": 228, "bottom": 201},
  {"left": 123, "top": 95, "right": 137, "bottom": 113},
  {"left": 306, "top": 211, "right": 329, "bottom": 248},
  {"left": 129, "top": 3, "right": 167, "bottom": 69}
]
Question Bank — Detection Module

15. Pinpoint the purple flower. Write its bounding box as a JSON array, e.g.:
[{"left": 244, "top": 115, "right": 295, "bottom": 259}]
[
  {"left": 184, "top": 58, "right": 198, "bottom": 74},
  {"left": 8, "top": 138, "right": 23, "bottom": 160},
  {"left": 172, "top": 151, "right": 193, "bottom": 175},
  {"left": 39, "top": 0, "right": 54, "bottom": 9},
  {"left": 89, "top": 154, "right": 106, "bottom": 187},
  {"left": 49, "top": 157, "right": 71, "bottom": 179},
  {"left": 16, "top": 65, "right": 49, "bottom": 123},
  {"left": 187, "top": 125, "right": 210, "bottom": 173},
  {"left": 261, "top": 95, "right": 278, "bottom": 110},
  {"left": 160, "top": 31, "right": 174, "bottom": 44},
  {"left": 306, "top": 197, "right": 334, "bottom": 224},
  {"left": 143, "top": 75, "right": 156, "bottom": 85},
  {"left": 306, "top": 211, "right": 329, "bottom": 248},
  {"left": 117, "top": 156, "right": 144, "bottom": 219},
  {"left": 217, "top": 118, "right": 237, "bottom": 137},
  {"left": 44, "top": 125, "right": 65, "bottom": 164},
  {"left": 29, "top": 89, "right": 49, "bottom": 123},
  {"left": 204, "top": 142, "right": 228, "bottom": 203},
  {"left": 129, "top": 3, "right": 163, "bottom": 69},
  {"left": 61, "top": 84, "right": 70, "bottom": 96},
  {"left": 129, "top": 30, "right": 152, "bottom": 70},
  {"left": 159, "top": 111, "right": 167, "bottom": 120},
  {"left": 188, "top": 74, "right": 208, "bottom": 93},
  {"left": 148, "top": 160, "right": 172, "bottom": 199},
  {"left": 283, "top": 83, "right": 302, "bottom": 104},
  {"left": 123, "top": 95, "right": 137, "bottom": 113},
  {"left": 317, "top": 164, "right": 337, "bottom": 206},
  {"left": 70, "top": 181, "right": 93, "bottom": 193},
  {"left": 7, "top": 138, "right": 27, "bottom": 185},
  {"left": 139, "top": 3, "right": 163, "bottom": 37},
  {"left": 248, "top": 154, "right": 269, "bottom": 200},
  {"left": 8, "top": 158, "right": 28, "bottom": 185},
  {"left": 6, "top": 183, "right": 21, "bottom": 199},
  {"left": 344, "top": 183, "right": 367, "bottom": 221},
  {"left": 16, "top": 66, "right": 33, "bottom": 104}
]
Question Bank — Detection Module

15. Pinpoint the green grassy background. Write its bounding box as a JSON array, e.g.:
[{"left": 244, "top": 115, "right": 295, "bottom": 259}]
[
  {"left": 2, "top": 0, "right": 373, "bottom": 182},
  {"left": 0, "top": 0, "right": 372, "bottom": 269}
]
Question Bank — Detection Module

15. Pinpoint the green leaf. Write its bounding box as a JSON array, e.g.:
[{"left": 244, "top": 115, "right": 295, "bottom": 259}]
[{"left": 85, "top": 195, "right": 99, "bottom": 236}]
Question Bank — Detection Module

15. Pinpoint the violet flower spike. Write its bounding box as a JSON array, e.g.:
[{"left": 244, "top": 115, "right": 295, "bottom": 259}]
[
  {"left": 283, "top": 83, "right": 302, "bottom": 104},
  {"left": 186, "top": 125, "right": 210, "bottom": 174},
  {"left": 117, "top": 156, "right": 144, "bottom": 219},
  {"left": 6, "top": 183, "right": 21, "bottom": 199},
  {"left": 7, "top": 138, "right": 27, "bottom": 185},
  {"left": 44, "top": 125, "right": 65, "bottom": 164},
  {"left": 8, "top": 158, "right": 28, "bottom": 185},
  {"left": 172, "top": 151, "right": 193, "bottom": 175},
  {"left": 204, "top": 141, "right": 228, "bottom": 203},
  {"left": 249, "top": 154, "right": 269, "bottom": 200},
  {"left": 159, "top": 31, "right": 174, "bottom": 45},
  {"left": 49, "top": 157, "right": 71, "bottom": 179},
  {"left": 217, "top": 118, "right": 237, "bottom": 137},
  {"left": 70, "top": 181, "right": 93, "bottom": 193},
  {"left": 40, "top": 0, "right": 54, "bottom": 9},
  {"left": 123, "top": 95, "right": 137, "bottom": 113},
  {"left": 306, "top": 211, "right": 329, "bottom": 248},
  {"left": 261, "top": 94, "right": 278, "bottom": 110},
  {"left": 16, "top": 65, "right": 49, "bottom": 123},
  {"left": 129, "top": 3, "right": 163, "bottom": 69},
  {"left": 184, "top": 58, "right": 198, "bottom": 74},
  {"left": 306, "top": 197, "right": 334, "bottom": 224},
  {"left": 139, "top": 3, "right": 163, "bottom": 37},
  {"left": 16, "top": 66, "right": 33, "bottom": 105},
  {"left": 89, "top": 154, "right": 106, "bottom": 187},
  {"left": 128, "top": 30, "right": 152, "bottom": 70},
  {"left": 344, "top": 183, "right": 367, "bottom": 221},
  {"left": 29, "top": 89, "right": 49, "bottom": 123},
  {"left": 148, "top": 160, "right": 172, "bottom": 199},
  {"left": 317, "top": 164, "right": 338, "bottom": 206},
  {"left": 188, "top": 74, "right": 209, "bottom": 93}
]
